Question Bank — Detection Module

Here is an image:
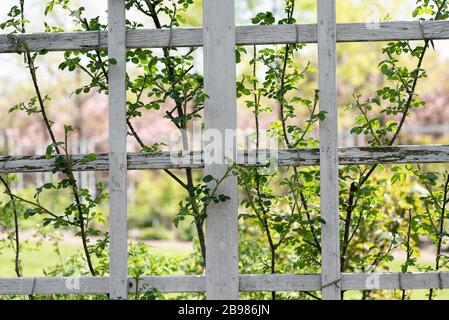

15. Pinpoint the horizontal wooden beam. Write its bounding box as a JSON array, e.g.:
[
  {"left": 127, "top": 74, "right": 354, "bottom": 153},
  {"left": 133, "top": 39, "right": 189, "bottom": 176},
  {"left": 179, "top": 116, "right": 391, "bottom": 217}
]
[
  {"left": 1, "top": 272, "right": 448, "bottom": 295},
  {"left": 0, "top": 145, "right": 447, "bottom": 174},
  {"left": 239, "top": 274, "right": 321, "bottom": 292},
  {"left": 0, "top": 276, "right": 205, "bottom": 295},
  {"left": 0, "top": 20, "right": 448, "bottom": 53},
  {"left": 0, "top": 276, "right": 110, "bottom": 295},
  {"left": 130, "top": 276, "right": 206, "bottom": 293},
  {"left": 341, "top": 272, "right": 449, "bottom": 291}
]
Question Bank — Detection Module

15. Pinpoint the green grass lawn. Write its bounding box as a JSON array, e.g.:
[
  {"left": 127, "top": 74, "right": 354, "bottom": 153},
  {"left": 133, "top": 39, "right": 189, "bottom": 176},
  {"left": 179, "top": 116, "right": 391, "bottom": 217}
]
[
  {"left": 0, "top": 241, "right": 192, "bottom": 277},
  {"left": 145, "top": 246, "right": 193, "bottom": 258},
  {"left": 0, "top": 242, "right": 79, "bottom": 276}
]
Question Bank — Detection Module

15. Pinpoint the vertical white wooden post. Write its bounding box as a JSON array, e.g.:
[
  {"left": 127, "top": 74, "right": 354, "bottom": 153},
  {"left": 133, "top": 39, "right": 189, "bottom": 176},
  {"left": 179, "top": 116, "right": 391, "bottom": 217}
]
[
  {"left": 108, "top": 0, "right": 128, "bottom": 299},
  {"left": 318, "top": 0, "right": 341, "bottom": 300},
  {"left": 203, "top": 0, "right": 239, "bottom": 300}
]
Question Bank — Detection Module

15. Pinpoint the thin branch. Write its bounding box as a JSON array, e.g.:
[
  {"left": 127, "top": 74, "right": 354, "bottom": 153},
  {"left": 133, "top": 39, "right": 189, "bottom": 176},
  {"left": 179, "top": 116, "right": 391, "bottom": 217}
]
[{"left": 0, "top": 175, "right": 21, "bottom": 278}]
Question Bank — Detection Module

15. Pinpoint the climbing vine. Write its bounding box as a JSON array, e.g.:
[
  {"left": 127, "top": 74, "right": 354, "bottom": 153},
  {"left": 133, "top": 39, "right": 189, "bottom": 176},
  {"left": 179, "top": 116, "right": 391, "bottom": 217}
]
[{"left": 0, "top": 0, "right": 448, "bottom": 300}]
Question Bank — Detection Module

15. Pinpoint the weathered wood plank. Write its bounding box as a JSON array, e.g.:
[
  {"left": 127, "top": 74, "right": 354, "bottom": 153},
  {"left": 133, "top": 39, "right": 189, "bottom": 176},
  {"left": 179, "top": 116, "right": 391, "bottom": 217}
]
[
  {"left": 1, "top": 272, "right": 448, "bottom": 295},
  {"left": 239, "top": 274, "right": 321, "bottom": 292},
  {"left": 0, "top": 277, "right": 110, "bottom": 295},
  {"left": 341, "top": 272, "right": 449, "bottom": 291},
  {"left": 0, "top": 276, "right": 205, "bottom": 295},
  {"left": 131, "top": 276, "right": 206, "bottom": 293},
  {"left": 1, "top": 145, "right": 448, "bottom": 173},
  {"left": 108, "top": 0, "right": 128, "bottom": 300},
  {"left": 318, "top": 0, "right": 341, "bottom": 301},
  {"left": 203, "top": 0, "right": 239, "bottom": 301},
  {"left": 1, "top": 20, "right": 449, "bottom": 53}
]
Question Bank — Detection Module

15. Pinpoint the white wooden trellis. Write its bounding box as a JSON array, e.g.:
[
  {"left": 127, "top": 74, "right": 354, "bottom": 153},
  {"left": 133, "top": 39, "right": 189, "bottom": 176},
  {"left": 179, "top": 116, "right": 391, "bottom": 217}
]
[
  {"left": 318, "top": 0, "right": 340, "bottom": 300},
  {"left": 1, "top": 1, "right": 449, "bottom": 300},
  {"left": 203, "top": 0, "right": 239, "bottom": 300},
  {"left": 108, "top": 0, "right": 128, "bottom": 300}
]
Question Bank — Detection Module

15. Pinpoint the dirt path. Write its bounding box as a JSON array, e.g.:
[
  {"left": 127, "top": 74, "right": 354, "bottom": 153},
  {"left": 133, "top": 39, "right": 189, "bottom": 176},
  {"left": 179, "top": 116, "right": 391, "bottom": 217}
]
[
  {"left": 5, "top": 229, "right": 193, "bottom": 252},
  {"left": 392, "top": 238, "right": 438, "bottom": 262}
]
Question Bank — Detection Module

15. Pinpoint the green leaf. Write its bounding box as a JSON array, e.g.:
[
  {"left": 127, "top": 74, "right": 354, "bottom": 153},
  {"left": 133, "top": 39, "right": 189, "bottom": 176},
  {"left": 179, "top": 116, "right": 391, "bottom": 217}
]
[
  {"left": 84, "top": 153, "right": 98, "bottom": 162},
  {"left": 45, "top": 145, "right": 54, "bottom": 159},
  {"left": 203, "top": 175, "right": 214, "bottom": 183},
  {"left": 24, "top": 208, "right": 37, "bottom": 218}
]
